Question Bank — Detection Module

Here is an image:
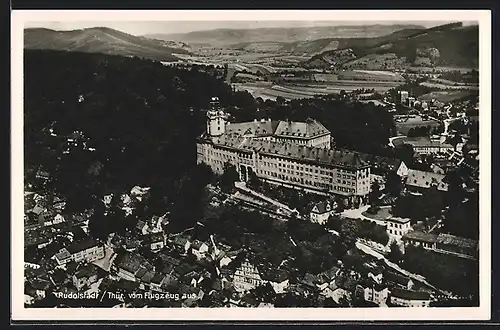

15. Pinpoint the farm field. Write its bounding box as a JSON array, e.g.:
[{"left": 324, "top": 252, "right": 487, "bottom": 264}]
[
  {"left": 339, "top": 70, "right": 405, "bottom": 82},
  {"left": 233, "top": 79, "right": 403, "bottom": 101},
  {"left": 419, "top": 90, "right": 475, "bottom": 103},
  {"left": 408, "top": 66, "right": 477, "bottom": 73},
  {"left": 420, "top": 81, "right": 479, "bottom": 91}
]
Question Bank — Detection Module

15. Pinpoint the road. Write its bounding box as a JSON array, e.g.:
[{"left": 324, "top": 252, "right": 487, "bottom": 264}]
[
  {"left": 341, "top": 205, "right": 387, "bottom": 226},
  {"left": 355, "top": 240, "right": 450, "bottom": 296},
  {"left": 388, "top": 135, "right": 406, "bottom": 147}
]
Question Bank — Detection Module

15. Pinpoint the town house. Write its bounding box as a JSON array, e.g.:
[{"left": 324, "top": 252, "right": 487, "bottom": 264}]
[
  {"left": 309, "top": 200, "right": 335, "bottom": 225},
  {"left": 73, "top": 264, "right": 99, "bottom": 291},
  {"left": 386, "top": 217, "right": 412, "bottom": 242},
  {"left": 233, "top": 259, "right": 266, "bottom": 293}
]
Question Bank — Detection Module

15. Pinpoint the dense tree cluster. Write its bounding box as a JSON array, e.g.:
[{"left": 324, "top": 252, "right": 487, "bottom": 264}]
[
  {"left": 24, "top": 50, "right": 237, "bottom": 230},
  {"left": 392, "top": 187, "right": 444, "bottom": 223},
  {"left": 403, "top": 245, "right": 479, "bottom": 298}
]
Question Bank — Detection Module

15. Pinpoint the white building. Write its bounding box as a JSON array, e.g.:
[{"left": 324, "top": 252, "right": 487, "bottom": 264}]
[
  {"left": 386, "top": 218, "right": 412, "bottom": 242},
  {"left": 310, "top": 200, "right": 335, "bottom": 225},
  {"left": 233, "top": 259, "right": 266, "bottom": 293},
  {"left": 197, "top": 98, "right": 371, "bottom": 204}
]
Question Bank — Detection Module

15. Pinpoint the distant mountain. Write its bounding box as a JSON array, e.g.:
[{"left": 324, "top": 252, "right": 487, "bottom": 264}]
[
  {"left": 144, "top": 24, "right": 426, "bottom": 47},
  {"left": 303, "top": 22, "right": 479, "bottom": 69},
  {"left": 24, "top": 27, "right": 190, "bottom": 61}
]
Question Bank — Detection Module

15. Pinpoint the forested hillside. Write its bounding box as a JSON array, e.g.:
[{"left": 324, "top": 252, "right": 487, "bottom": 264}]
[{"left": 24, "top": 50, "right": 240, "bottom": 223}]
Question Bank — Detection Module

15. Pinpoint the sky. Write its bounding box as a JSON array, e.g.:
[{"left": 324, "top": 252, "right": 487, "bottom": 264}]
[{"left": 22, "top": 20, "right": 476, "bottom": 36}]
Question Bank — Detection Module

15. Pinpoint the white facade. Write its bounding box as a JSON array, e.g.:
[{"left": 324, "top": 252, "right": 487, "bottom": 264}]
[
  {"left": 364, "top": 286, "right": 389, "bottom": 306},
  {"left": 386, "top": 219, "right": 412, "bottom": 241},
  {"left": 270, "top": 279, "right": 290, "bottom": 294},
  {"left": 233, "top": 260, "right": 266, "bottom": 293}
]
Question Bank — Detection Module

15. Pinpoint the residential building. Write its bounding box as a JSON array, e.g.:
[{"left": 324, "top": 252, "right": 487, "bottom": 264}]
[
  {"left": 147, "top": 233, "right": 165, "bottom": 252},
  {"left": 398, "top": 91, "right": 409, "bottom": 104},
  {"left": 402, "top": 231, "right": 438, "bottom": 251},
  {"left": 435, "top": 233, "right": 479, "bottom": 259},
  {"left": 66, "top": 238, "right": 105, "bottom": 263},
  {"left": 171, "top": 235, "right": 191, "bottom": 254},
  {"left": 310, "top": 200, "right": 335, "bottom": 225},
  {"left": 233, "top": 259, "right": 266, "bottom": 293},
  {"left": 364, "top": 282, "right": 389, "bottom": 306},
  {"left": 384, "top": 271, "right": 414, "bottom": 291},
  {"left": 406, "top": 169, "right": 449, "bottom": 192},
  {"left": 259, "top": 269, "right": 290, "bottom": 294},
  {"left": 196, "top": 97, "right": 371, "bottom": 204},
  {"left": 73, "top": 264, "right": 99, "bottom": 291},
  {"left": 190, "top": 240, "right": 209, "bottom": 260},
  {"left": 400, "top": 137, "right": 454, "bottom": 155},
  {"left": 386, "top": 217, "right": 412, "bottom": 241},
  {"left": 390, "top": 288, "right": 432, "bottom": 307},
  {"left": 114, "top": 251, "right": 154, "bottom": 282}
]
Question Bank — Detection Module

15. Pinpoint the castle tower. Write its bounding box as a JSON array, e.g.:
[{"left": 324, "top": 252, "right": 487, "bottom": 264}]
[{"left": 206, "top": 97, "right": 227, "bottom": 137}]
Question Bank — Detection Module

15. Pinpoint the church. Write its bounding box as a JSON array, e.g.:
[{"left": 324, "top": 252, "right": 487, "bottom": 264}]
[{"left": 196, "top": 97, "right": 371, "bottom": 206}]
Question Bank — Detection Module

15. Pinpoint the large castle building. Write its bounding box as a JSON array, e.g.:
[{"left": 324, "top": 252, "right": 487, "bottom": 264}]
[{"left": 196, "top": 97, "right": 371, "bottom": 203}]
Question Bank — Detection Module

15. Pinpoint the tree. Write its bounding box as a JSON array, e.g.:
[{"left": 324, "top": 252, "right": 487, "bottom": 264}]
[
  {"left": 394, "top": 144, "right": 414, "bottom": 166},
  {"left": 219, "top": 163, "right": 239, "bottom": 193},
  {"left": 368, "top": 181, "right": 382, "bottom": 205},
  {"left": 248, "top": 171, "right": 261, "bottom": 191},
  {"left": 387, "top": 241, "right": 403, "bottom": 264},
  {"left": 385, "top": 171, "right": 403, "bottom": 197},
  {"left": 339, "top": 219, "right": 361, "bottom": 252},
  {"left": 326, "top": 214, "right": 342, "bottom": 232}
]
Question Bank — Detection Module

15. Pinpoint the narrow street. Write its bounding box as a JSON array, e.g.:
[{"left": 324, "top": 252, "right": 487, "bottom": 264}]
[{"left": 355, "top": 240, "right": 450, "bottom": 296}]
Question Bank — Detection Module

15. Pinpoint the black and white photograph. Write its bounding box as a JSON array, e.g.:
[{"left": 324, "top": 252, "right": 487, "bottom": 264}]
[{"left": 11, "top": 10, "right": 491, "bottom": 321}]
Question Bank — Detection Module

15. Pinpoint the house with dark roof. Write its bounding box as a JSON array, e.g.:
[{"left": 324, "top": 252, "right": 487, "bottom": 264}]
[
  {"left": 114, "top": 251, "right": 154, "bottom": 282},
  {"left": 190, "top": 240, "right": 209, "bottom": 260},
  {"left": 402, "top": 230, "right": 438, "bottom": 251},
  {"left": 310, "top": 200, "right": 335, "bottom": 225},
  {"left": 73, "top": 264, "right": 99, "bottom": 291},
  {"left": 406, "top": 169, "right": 449, "bottom": 192},
  {"left": 146, "top": 232, "right": 165, "bottom": 252},
  {"left": 435, "top": 233, "right": 478, "bottom": 260},
  {"left": 170, "top": 235, "right": 191, "bottom": 254},
  {"left": 383, "top": 271, "right": 414, "bottom": 291},
  {"left": 403, "top": 231, "right": 478, "bottom": 260},
  {"left": 29, "top": 278, "right": 51, "bottom": 299},
  {"left": 360, "top": 277, "right": 389, "bottom": 307},
  {"left": 389, "top": 288, "right": 432, "bottom": 307},
  {"left": 259, "top": 268, "right": 290, "bottom": 294},
  {"left": 66, "top": 237, "right": 105, "bottom": 263}
]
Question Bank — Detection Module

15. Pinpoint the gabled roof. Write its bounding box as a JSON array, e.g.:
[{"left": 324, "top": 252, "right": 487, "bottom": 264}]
[
  {"left": 436, "top": 233, "right": 478, "bottom": 249},
  {"left": 210, "top": 136, "right": 368, "bottom": 169},
  {"left": 191, "top": 239, "right": 208, "bottom": 250},
  {"left": 406, "top": 169, "right": 449, "bottom": 192},
  {"left": 225, "top": 120, "right": 279, "bottom": 138},
  {"left": 274, "top": 119, "right": 330, "bottom": 138},
  {"left": 311, "top": 201, "right": 332, "bottom": 214}
]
